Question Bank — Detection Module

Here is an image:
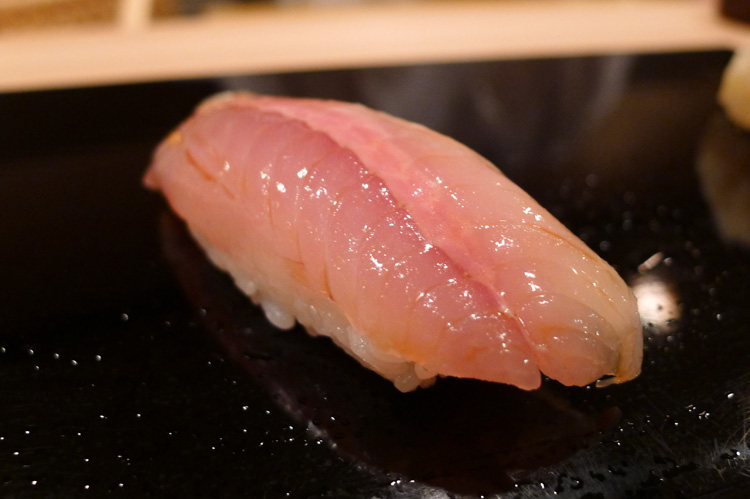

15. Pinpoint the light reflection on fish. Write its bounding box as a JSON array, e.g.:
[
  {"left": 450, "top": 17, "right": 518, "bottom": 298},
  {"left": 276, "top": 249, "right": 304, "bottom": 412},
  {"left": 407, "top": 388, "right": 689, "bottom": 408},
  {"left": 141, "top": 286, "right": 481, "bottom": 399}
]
[{"left": 145, "top": 93, "right": 643, "bottom": 392}]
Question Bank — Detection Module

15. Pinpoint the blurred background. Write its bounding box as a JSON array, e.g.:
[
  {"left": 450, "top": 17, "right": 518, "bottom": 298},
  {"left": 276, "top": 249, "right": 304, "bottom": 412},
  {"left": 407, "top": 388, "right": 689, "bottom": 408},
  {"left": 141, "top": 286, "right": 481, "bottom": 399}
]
[{"left": 2, "top": 0, "right": 750, "bottom": 93}]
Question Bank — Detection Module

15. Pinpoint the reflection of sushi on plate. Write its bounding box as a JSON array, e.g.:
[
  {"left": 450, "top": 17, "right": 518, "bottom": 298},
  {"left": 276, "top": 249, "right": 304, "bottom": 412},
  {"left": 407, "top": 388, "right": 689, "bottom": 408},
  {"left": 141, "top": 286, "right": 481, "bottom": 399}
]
[
  {"left": 145, "top": 93, "right": 642, "bottom": 392},
  {"left": 159, "top": 211, "right": 622, "bottom": 495}
]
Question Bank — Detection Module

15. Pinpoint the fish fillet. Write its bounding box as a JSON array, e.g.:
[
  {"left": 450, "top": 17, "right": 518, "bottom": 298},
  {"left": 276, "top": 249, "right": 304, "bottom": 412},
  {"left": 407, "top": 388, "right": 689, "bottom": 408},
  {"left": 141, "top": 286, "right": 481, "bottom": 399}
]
[{"left": 145, "top": 92, "right": 642, "bottom": 391}]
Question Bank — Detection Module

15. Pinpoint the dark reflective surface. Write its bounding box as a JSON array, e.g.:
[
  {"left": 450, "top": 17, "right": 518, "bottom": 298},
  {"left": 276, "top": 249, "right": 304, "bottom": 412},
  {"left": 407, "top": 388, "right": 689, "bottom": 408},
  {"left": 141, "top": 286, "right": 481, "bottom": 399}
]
[
  {"left": 161, "top": 212, "right": 621, "bottom": 496},
  {"left": 1, "top": 51, "right": 749, "bottom": 497}
]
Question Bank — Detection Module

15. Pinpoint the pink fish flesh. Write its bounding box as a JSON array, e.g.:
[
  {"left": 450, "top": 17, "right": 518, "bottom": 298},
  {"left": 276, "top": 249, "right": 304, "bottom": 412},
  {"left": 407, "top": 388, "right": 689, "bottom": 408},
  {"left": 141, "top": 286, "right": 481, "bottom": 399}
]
[{"left": 144, "top": 92, "right": 643, "bottom": 391}]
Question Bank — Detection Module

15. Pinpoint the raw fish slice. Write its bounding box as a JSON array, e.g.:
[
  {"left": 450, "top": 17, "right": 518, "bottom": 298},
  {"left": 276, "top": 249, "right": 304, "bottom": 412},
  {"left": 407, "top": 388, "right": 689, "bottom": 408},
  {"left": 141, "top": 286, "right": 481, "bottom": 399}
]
[{"left": 145, "top": 92, "right": 642, "bottom": 391}]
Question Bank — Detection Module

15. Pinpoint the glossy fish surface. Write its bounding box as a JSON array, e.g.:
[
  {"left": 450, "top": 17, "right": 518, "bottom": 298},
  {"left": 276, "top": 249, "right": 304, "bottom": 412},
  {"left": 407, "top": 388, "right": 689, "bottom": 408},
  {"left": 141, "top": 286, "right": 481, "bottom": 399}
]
[{"left": 145, "top": 92, "right": 642, "bottom": 391}]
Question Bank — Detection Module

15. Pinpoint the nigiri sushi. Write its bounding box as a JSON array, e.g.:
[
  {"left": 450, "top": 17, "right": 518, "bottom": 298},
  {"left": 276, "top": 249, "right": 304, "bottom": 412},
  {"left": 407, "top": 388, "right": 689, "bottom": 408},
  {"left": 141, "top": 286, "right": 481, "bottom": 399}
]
[{"left": 145, "top": 92, "right": 642, "bottom": 392}]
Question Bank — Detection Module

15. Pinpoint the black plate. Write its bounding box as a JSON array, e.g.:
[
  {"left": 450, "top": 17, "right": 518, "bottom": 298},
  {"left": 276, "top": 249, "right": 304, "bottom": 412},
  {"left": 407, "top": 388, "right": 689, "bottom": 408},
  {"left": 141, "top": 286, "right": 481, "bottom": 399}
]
[{"left": 2, "top": 51, "right": 749, "bottom": 498}]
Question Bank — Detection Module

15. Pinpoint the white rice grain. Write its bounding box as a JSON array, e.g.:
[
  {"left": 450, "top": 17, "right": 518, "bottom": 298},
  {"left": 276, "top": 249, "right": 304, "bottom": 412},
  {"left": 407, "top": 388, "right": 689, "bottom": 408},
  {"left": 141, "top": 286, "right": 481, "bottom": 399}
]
[{"left": 189, "top": 226, "right": 437, "bottom": 392}]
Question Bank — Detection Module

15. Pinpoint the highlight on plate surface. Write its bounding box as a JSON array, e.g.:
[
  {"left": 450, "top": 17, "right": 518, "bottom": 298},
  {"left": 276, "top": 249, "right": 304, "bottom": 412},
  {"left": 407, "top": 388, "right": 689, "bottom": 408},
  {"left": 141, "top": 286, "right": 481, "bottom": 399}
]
[{"left": 144, "top": 92, "right": 644, "bottom": 392}]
